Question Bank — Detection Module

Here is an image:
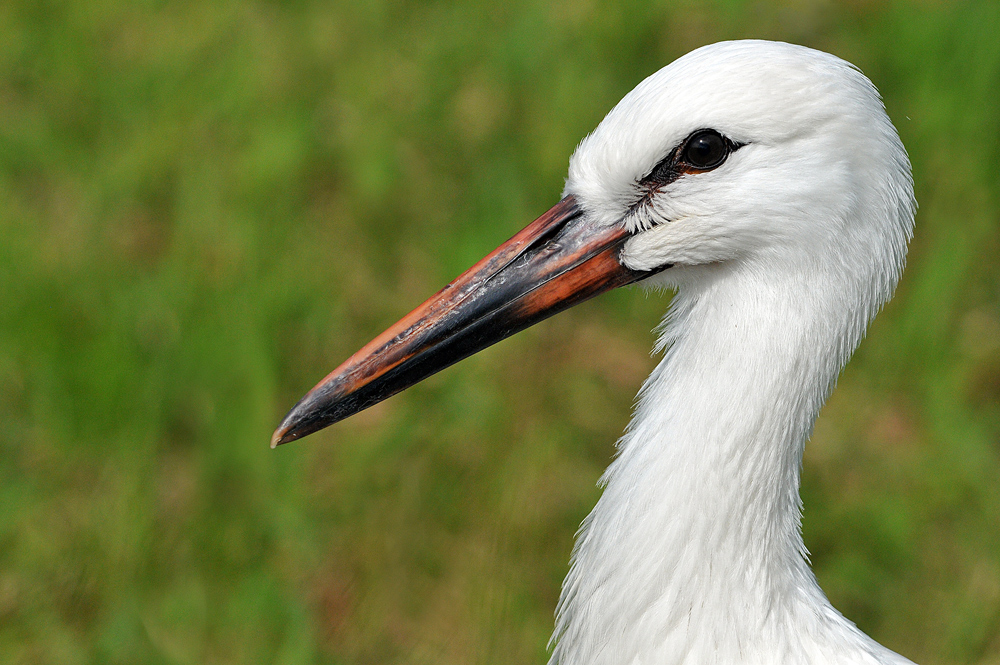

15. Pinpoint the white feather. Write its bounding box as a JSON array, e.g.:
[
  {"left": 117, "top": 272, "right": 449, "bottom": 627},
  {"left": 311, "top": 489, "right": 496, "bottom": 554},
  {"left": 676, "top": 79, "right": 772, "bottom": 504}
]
[{"left": 548, "top": 41, "right": 916, "bottom": 664}]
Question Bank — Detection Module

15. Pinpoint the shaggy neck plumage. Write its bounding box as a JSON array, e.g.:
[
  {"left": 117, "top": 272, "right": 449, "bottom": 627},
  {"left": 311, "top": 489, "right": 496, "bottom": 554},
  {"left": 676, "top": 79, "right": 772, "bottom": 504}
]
[{"left": 549, "top": 263, "right": 903, "bottom": 665}]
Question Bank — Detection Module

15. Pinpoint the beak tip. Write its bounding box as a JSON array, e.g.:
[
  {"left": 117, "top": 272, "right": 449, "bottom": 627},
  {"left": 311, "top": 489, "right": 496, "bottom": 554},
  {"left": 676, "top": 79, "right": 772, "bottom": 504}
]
[
  {"left": 271, "top": 392, "right": 333, "bottom": 448},
  {"left": 270, "top": 413, "right": 302, "bottom": 448}
]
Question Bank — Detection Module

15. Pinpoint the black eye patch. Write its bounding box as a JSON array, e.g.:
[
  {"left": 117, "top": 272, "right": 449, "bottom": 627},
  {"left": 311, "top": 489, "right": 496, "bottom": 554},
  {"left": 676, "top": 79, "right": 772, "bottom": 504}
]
[
  {"left": 640, "top": 129, "right": 743, "bottom": 190},
  {"left": 627, "top": 129, "right": 744, "bottom": 222}
]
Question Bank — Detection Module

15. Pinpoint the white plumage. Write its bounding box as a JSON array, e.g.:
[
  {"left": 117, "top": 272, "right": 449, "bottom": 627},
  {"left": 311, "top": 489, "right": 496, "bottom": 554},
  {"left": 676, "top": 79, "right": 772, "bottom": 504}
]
[{"left": 551, "top": 41, "right": 914, "bottom": 664}]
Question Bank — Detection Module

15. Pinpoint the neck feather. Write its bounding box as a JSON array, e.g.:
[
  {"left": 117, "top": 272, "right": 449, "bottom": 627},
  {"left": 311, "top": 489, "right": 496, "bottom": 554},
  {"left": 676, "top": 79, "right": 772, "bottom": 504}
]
[{"left": 548, "top": 264, "right": 910, "bottom": 665}]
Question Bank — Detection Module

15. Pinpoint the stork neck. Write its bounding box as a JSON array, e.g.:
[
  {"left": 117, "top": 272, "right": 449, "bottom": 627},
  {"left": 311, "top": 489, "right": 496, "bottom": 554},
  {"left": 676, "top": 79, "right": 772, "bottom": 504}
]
[{"left": 550, "top": 268, "right": 901, "bottom": 664}]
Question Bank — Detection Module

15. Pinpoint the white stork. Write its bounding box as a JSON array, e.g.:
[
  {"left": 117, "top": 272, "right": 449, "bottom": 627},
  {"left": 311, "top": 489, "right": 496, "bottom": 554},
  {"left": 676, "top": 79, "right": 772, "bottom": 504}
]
[{"left": 273, "top": 40, "right": 917, "bottom": 665}]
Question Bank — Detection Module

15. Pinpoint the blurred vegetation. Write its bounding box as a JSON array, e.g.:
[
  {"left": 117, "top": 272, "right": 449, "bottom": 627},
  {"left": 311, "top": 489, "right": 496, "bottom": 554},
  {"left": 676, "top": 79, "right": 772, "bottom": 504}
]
[{"left": 1, "top": 0, "right": 998, "bottom": 663}]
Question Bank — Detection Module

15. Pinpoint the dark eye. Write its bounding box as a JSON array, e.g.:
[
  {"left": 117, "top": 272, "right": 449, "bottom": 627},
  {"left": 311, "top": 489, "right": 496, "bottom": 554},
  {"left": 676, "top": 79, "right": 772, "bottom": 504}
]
[{"left": 682, "top": 130, "right": 729, "bottom": 170}]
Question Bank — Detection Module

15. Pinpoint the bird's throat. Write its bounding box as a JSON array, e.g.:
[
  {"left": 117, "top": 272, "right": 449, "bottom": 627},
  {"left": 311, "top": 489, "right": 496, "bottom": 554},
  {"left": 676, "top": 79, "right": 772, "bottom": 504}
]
[{"left": 548, "top": 274, "right": 885, "bottom": 665}]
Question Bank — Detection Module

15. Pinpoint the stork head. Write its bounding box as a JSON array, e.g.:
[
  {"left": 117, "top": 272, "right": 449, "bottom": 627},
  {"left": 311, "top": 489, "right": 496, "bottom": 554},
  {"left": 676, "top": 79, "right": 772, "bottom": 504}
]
[
  {"left": 272, "top": 40, "right": 915, "bottom": 446},
  {"left": 568, "top": 40, "right": 913, "bottom": 294}
]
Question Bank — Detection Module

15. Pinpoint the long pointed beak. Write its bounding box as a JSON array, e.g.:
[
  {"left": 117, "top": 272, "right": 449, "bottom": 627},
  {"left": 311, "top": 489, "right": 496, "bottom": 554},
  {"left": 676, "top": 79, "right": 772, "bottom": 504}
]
[{"left": 272, "top": 195, "right": 663, "bottom": 447}]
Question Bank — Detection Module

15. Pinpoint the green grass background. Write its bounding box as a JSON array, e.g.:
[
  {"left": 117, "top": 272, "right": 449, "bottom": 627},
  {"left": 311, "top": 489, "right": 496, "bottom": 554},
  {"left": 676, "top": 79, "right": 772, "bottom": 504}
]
[{"left": 2, "top": 0, "right": 999, "bottom": 663}]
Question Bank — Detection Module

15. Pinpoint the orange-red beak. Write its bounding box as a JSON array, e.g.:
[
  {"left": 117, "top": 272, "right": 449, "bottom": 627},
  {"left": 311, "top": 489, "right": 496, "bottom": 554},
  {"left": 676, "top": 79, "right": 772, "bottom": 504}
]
[{"left": 271, "top": 195, "right": 664, "bottom": 447}]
